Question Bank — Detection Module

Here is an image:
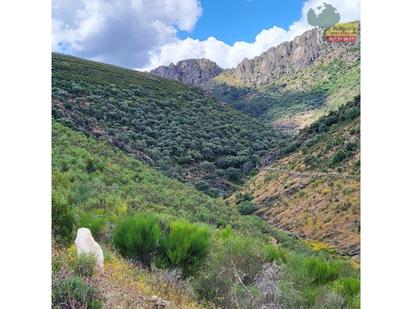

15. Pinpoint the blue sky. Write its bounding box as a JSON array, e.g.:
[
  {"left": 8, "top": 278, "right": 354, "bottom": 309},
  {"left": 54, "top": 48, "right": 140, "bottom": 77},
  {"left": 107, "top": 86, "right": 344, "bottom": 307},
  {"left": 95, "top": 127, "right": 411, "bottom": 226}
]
[
  {"left": 179, "top": 0, "right": 305, "bottom": 44},
  {"left": 52, "top": 0, "right": 359, "bottom": 70}
]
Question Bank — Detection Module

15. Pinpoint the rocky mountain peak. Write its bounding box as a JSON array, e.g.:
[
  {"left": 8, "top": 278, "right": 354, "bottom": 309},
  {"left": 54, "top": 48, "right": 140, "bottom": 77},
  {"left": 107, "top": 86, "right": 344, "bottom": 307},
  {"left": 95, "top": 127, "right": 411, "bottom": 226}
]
[
  {"left": 150, "top": 58, "right": 222, "bottom": 87},
  {"left": 231, "top": 28, "right": 327, "bottom": 86}
]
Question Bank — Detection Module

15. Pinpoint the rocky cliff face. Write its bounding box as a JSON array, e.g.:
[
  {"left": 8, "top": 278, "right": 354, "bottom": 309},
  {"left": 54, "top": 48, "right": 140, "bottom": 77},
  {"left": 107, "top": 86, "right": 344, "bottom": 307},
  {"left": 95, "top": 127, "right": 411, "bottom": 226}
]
[
  {"left": 151, "top": 26, "right": 359, "bottom": 89},
  {"left": 150, "top": 58, "right": 222, "bottom": 87},
  {"left": 228, "top": 28, "right": 330, "bottom": 86}
]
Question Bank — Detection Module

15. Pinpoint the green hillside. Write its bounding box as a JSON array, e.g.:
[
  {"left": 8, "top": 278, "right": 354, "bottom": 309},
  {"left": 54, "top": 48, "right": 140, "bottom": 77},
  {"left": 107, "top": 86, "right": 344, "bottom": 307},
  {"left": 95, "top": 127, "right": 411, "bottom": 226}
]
[
  {"left": 52, "top": 121, "right": 359, "bottom": 308},
  {"left": 233, "top": 97, "right": 360, "bottom": 255},
  {"left": 52, "top": 121, "right": 266, "bottom": 240},
  {"left": 52, "top": 53, "right": 283, "bottom": 197}
]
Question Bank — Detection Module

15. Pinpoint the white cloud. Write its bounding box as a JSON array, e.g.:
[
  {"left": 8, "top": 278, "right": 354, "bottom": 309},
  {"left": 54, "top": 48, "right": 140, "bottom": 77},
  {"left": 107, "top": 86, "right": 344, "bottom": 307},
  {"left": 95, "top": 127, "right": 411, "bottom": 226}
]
[
  {"left": 140, "top": 0, "right": 360, "bottom": 70},
  {"left": 52, "top": 0, "right": 359, "bottom": 70},
  {"left": 52, "top": 0, "right": 202, "bottom": 67}
]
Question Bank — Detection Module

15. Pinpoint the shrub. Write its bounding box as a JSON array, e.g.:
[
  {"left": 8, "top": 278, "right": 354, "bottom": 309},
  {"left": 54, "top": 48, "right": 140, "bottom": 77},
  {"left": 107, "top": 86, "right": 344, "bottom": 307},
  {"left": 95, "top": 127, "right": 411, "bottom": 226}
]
[
  {"left": 237, "top": 201, "right": 256, "bottom": 215},
  {"left": 304, "top": 257, "right": 341, "bottom": 284},
  {"left": 113, "top": 213, "right": 161, "bottom": 267},
  {"left": 148, "top": 268, "right": 196, "bottom": 302},
  {"left": 158, "top": 220, "right": 211, "bottom": 277},
  {"left": 264, "top": 245, "right": 287, "bottom": 264},
  {"left": 314, "top": 289, "right": 345, "bottom": 309},
  {"left": 333, "top": 277, "right": 360, "bottom": 299},
  {"left": 102, "top": 245, "right": 114, "bottom": 262},
  {"left": 225, "top": 167, "right": 243, "bottom": 182},
  {"left": 254, "top": 263, "right": 284, "bottom": 308},
  {"left": 330, "top": 149, "right": 347, "bottom": 165},
  {"left": 236, "top": 192, "right": 253, "bottom": 202},
  {"left": 52, "top": 190, "right": 76, "bottom": 245},
  {"left": 194, "top": 234, "right": 266, "bottom": 307},
  {"left": 52, "top": 274, "right": 102, "bottom": 309},
  {"left": 194, "top": 180, "right": 209, "bottom": 192},
  {"left": 74, "top": 253, "right": 97, "bottom": 277},
  {"left": 79, "top": 211, "right": 109, "bottom": 242}
]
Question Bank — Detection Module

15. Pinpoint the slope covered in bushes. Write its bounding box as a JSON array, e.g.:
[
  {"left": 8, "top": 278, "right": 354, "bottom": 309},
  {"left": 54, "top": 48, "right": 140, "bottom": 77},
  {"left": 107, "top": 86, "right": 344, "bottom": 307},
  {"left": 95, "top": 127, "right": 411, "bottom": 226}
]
[
  {"left": 233, "top": 97, "right": 360, "bottom": 255},
  {"left": 52, "top": 53, "right": 283, "bottom": 196},
  {"left": 52, "top": 121, "right": 360, "bottom": 308},
  {"left": 52, "top": 121, "right": 268, "bottom": 245}
]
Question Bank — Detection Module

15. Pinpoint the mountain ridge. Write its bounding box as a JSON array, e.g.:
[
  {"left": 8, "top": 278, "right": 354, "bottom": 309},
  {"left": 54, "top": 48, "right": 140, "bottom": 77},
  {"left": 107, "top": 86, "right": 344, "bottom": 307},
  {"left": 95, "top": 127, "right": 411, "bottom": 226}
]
[
  {"left": 150, "top": 23, "right": 360, "bottom": 134},
  {"left": 150, "top": 58, "right": 223, "bottom": 87}
]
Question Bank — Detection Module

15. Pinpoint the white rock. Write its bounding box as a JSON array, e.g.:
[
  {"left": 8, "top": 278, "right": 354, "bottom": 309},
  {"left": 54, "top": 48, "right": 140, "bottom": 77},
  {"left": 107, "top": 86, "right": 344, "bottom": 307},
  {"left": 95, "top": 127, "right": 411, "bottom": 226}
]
[{"left": 74, "top": 227, "right": 104, "bottom": 272}]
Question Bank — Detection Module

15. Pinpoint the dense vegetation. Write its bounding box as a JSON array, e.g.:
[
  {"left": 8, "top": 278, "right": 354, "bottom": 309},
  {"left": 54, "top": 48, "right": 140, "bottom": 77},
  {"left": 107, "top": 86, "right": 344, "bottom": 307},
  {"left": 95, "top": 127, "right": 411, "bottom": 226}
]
[
  {"left": 52, "top": 122, "right": 360, "bottom": 308},
  {"left": 52, "top": 121, "right": 268, "bottom": 243},
  {"left": 264, "top": 95, "right": 360, "bottom": 173},
  {"left": 237, "top": 97, "right": 360, "bottom": 255},
  {"left": 51, "top": 37, "right": 361, "bottom": 306},
  {"left": 209, "top": 44, "right": 360, "bottom": 134},
  {"left": 52, "top": 53, "right": 284, "bottom": 196}
]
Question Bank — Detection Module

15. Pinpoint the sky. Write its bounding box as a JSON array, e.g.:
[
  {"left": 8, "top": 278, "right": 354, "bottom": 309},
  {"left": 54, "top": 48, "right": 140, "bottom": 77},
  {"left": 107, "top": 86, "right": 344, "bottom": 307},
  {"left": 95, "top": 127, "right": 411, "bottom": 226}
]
[
  {"left": 52, "top": 0, "right": 360, "bottom": 71},
  {"left": 177, "top": 0, "right": 305, "bottom": 45}
]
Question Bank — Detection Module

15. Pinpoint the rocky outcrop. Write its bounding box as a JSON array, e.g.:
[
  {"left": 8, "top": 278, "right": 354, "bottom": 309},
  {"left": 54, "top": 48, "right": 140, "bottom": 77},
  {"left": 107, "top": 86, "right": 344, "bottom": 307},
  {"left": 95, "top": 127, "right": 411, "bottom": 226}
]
[
  {"left": 230, "top": 28, "right": 328, "bottom": 86},
  {"left": 151, "top": 24, "right": 359, "bottom": 89},
  {"left": 150, "top": 58, "right": 222, "bottom": 87}
]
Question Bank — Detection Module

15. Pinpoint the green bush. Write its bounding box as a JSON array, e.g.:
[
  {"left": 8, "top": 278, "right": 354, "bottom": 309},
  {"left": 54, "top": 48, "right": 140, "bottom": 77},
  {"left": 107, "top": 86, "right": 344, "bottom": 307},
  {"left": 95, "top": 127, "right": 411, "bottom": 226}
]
[
  {"left": 52, "top": 189, "right": 76, "bottom": 245},
  {"left": 113, "top": 213, "right": 161, "bottom": 267},
  {"left": 333, "top": 277, "right": 360, "bottom": 299},
  {"left": 264, "top": 244, "right": 287, "bottom": 263},
  {"left": 237, "top": 201, "right": 256, "bottom": 215},
  {"left": 330, "top": 149, "right": 347, "bottom": 165},
  {"left": 304, "top": 257, "right": 341, "bottom": 284},
  {"left": 52, "top": 274, "right": 102, "bottom": 309},
  {"left": 74, "top": 253, "right": 97, "bottom": 277},
  {"left": 79, "top": 211, "right": 108, "bottom": 242},
  {"left": 236, "top": 192, "right": 253, "bottom": 203},
  {"left": 158, "top": 220, "right": 211, "bottom": 277}
]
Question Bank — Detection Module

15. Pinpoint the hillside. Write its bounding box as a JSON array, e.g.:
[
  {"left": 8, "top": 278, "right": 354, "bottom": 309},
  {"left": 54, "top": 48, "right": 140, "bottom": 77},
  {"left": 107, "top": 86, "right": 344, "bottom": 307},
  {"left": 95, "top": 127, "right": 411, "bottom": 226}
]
[
  {"left": 231, "top": 97, "right": 360, "bottom": 256},
  {"left": 52, "top": 121, "right": 360, "bottom": 308},
  {"left": 150, "top": 24, "right": 360, "bottom": 134},
  {"left": 52, "top": 53, "right": 283, "bottom": 197},
  {"left": 208, "top": 25, "right": 360, "bottom": 133},
  {"left": 52, "top": 121, "right": 265, "bottom": 236}
]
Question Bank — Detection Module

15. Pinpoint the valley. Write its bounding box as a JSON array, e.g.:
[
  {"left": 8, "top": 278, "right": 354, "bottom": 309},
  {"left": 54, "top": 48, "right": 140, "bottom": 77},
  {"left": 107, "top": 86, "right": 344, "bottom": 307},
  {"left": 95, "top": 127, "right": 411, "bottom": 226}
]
[
  {"left": 52, "top": 23, "right": 360, "bottom": 308},
  {"left": 152, "top": 24, "right": 360, "bottom": 134},
  {"left": 52, "top": 53, "right": 283, "bottom": 197}
]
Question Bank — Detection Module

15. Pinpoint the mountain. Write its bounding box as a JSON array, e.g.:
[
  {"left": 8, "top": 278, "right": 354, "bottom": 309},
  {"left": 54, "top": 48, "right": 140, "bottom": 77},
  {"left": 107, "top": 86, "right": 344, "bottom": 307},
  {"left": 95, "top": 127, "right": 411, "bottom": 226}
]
[
  {"left": 150, "top": 58, "right": 222, "bottom": 87},
  {"left": 230, "top": 97, "right": 360, "bottom": 256},
  {"left": 209, "top": 24, "right": 360, "bottom": 133},
  {"left": 216, "top": 27, "right": 327, "bottom": 87},
  {"left": 52, "top": 53, "right": 284, "bottom": 197},
  {"left": 151, "top": 23, "right": 360, "bottom": 134}
]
